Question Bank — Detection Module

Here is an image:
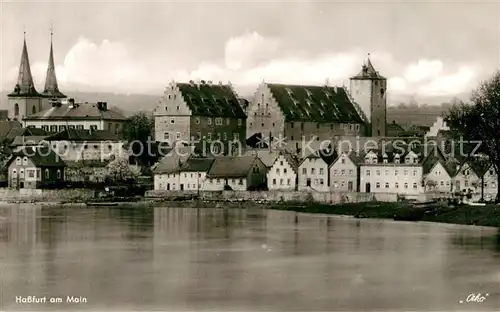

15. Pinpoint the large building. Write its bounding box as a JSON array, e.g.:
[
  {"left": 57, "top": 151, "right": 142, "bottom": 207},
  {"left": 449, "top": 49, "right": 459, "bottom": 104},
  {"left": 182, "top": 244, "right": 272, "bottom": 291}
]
[
  {"left": 349, "top": 57, "right": 387, "bottom": 137},
  {"left": 154, "top": 80, "right": 247, "bottom": 155},
  {"left": 23, "top": 99, "right": 126, "bottom": 133},
  {"left": 7, "top": 33, "right": 67, "bottom": 121}
]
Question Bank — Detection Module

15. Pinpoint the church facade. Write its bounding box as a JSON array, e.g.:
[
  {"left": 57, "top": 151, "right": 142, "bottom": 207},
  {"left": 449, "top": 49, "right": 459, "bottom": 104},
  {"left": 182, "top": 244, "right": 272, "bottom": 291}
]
[{"left": 7, "top": 33, "right": 67, "bottom": 121}]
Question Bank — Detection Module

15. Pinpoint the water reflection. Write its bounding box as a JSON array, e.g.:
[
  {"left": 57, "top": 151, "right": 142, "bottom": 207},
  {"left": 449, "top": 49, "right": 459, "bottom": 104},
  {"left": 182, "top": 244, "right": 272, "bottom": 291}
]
[{"left": 0, "top": 205, "right": 499, "bottom": 311}]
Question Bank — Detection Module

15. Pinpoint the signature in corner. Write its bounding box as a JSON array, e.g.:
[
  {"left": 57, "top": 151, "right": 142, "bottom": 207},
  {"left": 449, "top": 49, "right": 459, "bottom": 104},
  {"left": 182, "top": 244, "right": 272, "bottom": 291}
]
[{"left": 459, "top": 293, "right": 489, "bottom": 304}]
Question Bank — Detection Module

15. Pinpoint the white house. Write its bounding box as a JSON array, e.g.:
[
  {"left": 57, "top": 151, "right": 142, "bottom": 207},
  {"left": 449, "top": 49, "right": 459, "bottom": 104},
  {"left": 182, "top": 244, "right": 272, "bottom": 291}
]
[
  {"left": 360, "top": 148, "right": 426, "bottom": 195},
  {"left": 423, "top": 158, "right": 454, "bottom": 194},
  {"left": 453, "top": 161, "right": 480, "bottom": 194},
  {"left": 298, "top": 150, "right": 336, "bottom": 192},
  {"left": 481, "top": 164, "right": 498, "bottom": 200},
  {"left": 329, "top": 151, "right": 358, "bottom": 192},
  {"left": 267, "top": 152, "right": 299, "bottom": 191},
  {"left": 152, "top": 148, "right": 190, "bottom": 191},
  {"left": 203, "top": 156, "right": 267, "bottom": 191}
]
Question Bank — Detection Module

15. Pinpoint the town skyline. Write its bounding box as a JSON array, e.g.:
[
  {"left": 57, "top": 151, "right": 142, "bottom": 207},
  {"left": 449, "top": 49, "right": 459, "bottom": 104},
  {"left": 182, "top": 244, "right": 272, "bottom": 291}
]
[{"left": 1, "top": 1, "right": 499, "bottom": 98}]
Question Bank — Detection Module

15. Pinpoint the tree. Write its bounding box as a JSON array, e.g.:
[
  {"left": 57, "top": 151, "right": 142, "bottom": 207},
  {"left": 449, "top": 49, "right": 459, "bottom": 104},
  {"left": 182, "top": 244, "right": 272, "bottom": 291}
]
[
  {"left": 120, "top": 112, "right": 161, "bottom": 169},
  {"left": 444, "top": 71, "right": 500, "bottom": 202},
  {"left": 106, "top": 158, "right": 140, "bottom": 184}
]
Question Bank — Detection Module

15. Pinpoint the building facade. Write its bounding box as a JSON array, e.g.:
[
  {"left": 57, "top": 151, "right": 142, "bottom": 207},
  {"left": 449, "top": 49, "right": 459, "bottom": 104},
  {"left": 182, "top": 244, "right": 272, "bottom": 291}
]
[
  {"left": 329, "top": 152, "right": 359, "bottom": 192},
  {"left": 267, "top": 152, "right": 299, "bottom": 191},
  {"left": 297, "top": 151, "right": 335, "bottom": 192},
  {"left": 154, "top": 81, "right": 247, "bottom": 155},
  {"left": 349, "top": 57, "right": 387, "bottom": 137},
  {"left": 203, "top": 156, "right": 266, "bottom": 191}
]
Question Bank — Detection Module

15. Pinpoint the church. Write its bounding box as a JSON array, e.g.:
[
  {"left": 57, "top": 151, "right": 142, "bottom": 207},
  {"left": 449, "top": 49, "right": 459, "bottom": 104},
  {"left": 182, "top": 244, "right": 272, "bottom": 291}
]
[{"left": 7, "top": 32, "right": 67, "bottom": 121}]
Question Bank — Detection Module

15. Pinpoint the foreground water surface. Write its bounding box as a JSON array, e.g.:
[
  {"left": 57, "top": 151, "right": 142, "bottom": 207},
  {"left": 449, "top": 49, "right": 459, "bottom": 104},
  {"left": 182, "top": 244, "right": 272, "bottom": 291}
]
[{"left": 0, "top": 204, "right": 499, "bottom": 311}]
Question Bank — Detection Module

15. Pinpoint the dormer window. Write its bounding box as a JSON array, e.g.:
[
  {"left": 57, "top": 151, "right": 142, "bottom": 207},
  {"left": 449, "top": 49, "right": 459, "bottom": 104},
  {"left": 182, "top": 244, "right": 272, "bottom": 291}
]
[
  {"left": 365, "top": 156, "right": 371, "bottom": 164},
  {"left": 383, "top": 158, "right": 388, "bottom": 164},
  {"left": 413, "top": 158, "right": 418, "bottom": 164},
  {"left": 405, "top": 157, "right": 411, "bottom": 164},
  {"left": 372, "top": 157, "right": 378, "bottom": 164}
]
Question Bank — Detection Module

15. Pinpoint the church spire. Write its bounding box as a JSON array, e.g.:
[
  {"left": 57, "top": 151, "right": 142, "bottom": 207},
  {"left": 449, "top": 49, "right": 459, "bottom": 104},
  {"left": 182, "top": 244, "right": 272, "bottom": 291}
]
[
  {"left": 42, "top": 26, "right": 66, "bottom": 98},
  {"left": 8, "top": 32, "right": 39, "bottom": 97}
]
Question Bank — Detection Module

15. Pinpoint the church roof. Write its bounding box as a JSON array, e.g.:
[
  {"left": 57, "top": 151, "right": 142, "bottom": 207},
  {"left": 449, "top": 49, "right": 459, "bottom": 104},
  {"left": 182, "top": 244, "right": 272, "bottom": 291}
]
[
  {"left": 23, "top": 102, "right": 126, "bottom": 121},
  {"left": 176, "top": 82, "right": 247, "bottom": 118},
  {"left": 8, "top": 38, "right": 40, "bottom": 97},
  {"left": 266, "top": 83, "right": 364, "bottom": 123},
  {"left": 351, "top": 57, "right": 386, "bottom": 80},
  {"left": 42, "top": 35, "right": 66, "bottom": 99}
]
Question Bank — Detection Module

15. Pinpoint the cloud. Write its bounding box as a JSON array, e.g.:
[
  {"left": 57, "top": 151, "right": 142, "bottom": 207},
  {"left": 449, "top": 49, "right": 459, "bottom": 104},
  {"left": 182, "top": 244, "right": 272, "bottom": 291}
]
[{"left": 4, "top": 32, "right": 480, "bottom": 99}]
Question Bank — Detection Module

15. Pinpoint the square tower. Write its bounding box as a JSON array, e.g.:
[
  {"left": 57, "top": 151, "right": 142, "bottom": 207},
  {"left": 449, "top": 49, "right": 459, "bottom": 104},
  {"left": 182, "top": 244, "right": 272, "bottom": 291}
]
[{"left": 349, "top": 57, "right": 387, "bottom": 137}]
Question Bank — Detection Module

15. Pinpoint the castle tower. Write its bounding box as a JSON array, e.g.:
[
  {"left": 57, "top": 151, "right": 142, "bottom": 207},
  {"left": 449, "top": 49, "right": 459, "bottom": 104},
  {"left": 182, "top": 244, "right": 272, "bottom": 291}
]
[
  {"left": 7, "top": 33, "right": 43, "bottom": 121},
  {"left": 41, "top": 29, "right": 66, "bottom": 110},
  {"left": 349, "top": 55, "right": 387, "bottom": 137}
]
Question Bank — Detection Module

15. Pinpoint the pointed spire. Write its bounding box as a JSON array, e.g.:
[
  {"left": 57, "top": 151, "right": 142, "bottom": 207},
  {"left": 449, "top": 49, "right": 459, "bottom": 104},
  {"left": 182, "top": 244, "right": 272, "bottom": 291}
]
[
  {"left": 350, "top": 52, "right": 385, "bottom": 80},
  {"left": 43, "top": 26, "right": 66, "bottom": 98},
  {"left": 9, "top": 33, "right": 39, "bottom": 97}
]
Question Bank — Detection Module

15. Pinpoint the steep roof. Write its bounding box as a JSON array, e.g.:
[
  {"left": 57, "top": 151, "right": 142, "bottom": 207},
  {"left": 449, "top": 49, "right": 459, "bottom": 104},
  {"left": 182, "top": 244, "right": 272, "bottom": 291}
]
[
  {"left": 301, "top": 148, "right": 338, "bottom": 167},
  {"left": 152, "top": 147, "right": 190, "bottom": 174},
  {"left": 0, "top": 121, "right": 22, "bottom": 141},
  {"left": 176, "top": 82, "right": 247, "bottom": 118},
  {"left": 179, "top": 157, "right": 214, "bottom": 172},
  {"left": 266, "top": 83, "right": 364, "bottom": 123},
  {"left": 8, "top": 38, "right": 40, "bottom": 97},
  {"left": 8, "top": 146, "right": 65, "bottom": 168},
  {"left": 23, "top": 103, "right": 126, "bottom": 121},
  {"left": 206, "top": 156, "right": 258, "bottom": 178},
  {"left": 44, "top": 129, "right": 121, "bottom": 142},
  {"left": 11, "top": 135, "right": 48, "bottom": 147},
  {"left": 332, "top": 151, "right": 360, "bottom": 166},
  {"left": 42, "top": 35, "right": 66, "bottom": 99},
  {"left": 422, "top": 146, "right": 448, "bottom": 174},
  {"left": 243, "top": 149, "right": 280, "bottom": 167},
  {"left": 350, "top": 57, "right": 386, "bottom": 80}
]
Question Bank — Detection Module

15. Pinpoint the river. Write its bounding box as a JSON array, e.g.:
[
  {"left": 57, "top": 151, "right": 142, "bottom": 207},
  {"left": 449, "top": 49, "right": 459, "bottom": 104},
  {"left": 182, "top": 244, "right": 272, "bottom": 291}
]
[{"left": 0, "top": 204, "right": 499, "bottom": 311}]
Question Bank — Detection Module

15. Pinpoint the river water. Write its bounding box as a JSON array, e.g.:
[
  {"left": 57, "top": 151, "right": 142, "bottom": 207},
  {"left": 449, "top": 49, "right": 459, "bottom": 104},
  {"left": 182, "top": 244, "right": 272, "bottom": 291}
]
[{"left": 0, "top": 204, "right": 499, "bottom": 311}]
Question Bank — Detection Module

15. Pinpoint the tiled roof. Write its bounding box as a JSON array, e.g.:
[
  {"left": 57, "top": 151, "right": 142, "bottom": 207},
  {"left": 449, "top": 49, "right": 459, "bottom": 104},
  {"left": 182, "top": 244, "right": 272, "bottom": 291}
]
[
  {"left": 386, "top": 122, "right": 405, "bottom": 136},
  {"left": 8, "top": 39, "right": 40, "bottom": 97},
  {"left": 11, "top": 135, "right": 48, "bottom": 147},
  {"left": 0, "top": 121, "right": 22, "bottom": 141},
  {"left": 301, "top": 148, "right": 338, "bottom": 167},
  {"left": 8, "top": 146, "right": 65, "bottom": 167},
  {"left": 65, "top": 159, "right": 110, "bottom": 168},
  {"left": 152, "top": 147, "right": 190, "bottom": 174},
  {"left": 332, "top": 151, "right": 359, "bottom": 166},
  {"left": 422, "top": 146, "right": 447, "bottom": 174},
  {"left": 351, "top": 58, "right": 385, "bottom": 80},
  {"left": 179, "top": 157, "right": 214, "bottom": 172},
  {"left": 44, "top": 129, "right": 121, "bottom": 142},
  {"left": 267, "top": 83, "right": 364, "bottom": 123},
  {"left": 23, "top": 103, "right": 126, "bottom": 121},
  {"left": 176, "top": 82, "right": 247, "bottom": 118},
  {"left": 243, "top": 149, "right": 280, "bottom": 168},
  {"left": 271, "top": 149, "right": 300, "bottom": 172},
  {"left": 206, "top": 156, "right": 258, "bottom": 178}
]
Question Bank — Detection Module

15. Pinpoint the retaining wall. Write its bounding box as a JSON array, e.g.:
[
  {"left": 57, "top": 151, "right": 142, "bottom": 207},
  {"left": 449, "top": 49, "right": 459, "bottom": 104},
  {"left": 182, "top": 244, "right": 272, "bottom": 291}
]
[{"left": 0, "top": 188, "right": 95, "bottom": 202}]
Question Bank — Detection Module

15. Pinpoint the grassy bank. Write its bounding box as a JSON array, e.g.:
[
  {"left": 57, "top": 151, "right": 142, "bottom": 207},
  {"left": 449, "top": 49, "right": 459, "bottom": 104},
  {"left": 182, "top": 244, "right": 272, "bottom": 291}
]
[{"left": 271, "top": 201, "right": 500, "bottom": 228}]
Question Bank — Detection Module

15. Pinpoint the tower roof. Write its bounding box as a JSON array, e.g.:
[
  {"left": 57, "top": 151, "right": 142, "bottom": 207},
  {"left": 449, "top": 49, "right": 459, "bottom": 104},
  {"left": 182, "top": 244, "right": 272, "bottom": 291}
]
[
  {"left": 351, "top": 54, "right": 386, "bottom": 80},
  {"left": 8, "top": 36, "right": 40, "bottom": 97},
  {"left": 42, "top": 30, "right": 66, "bottom": 99}
]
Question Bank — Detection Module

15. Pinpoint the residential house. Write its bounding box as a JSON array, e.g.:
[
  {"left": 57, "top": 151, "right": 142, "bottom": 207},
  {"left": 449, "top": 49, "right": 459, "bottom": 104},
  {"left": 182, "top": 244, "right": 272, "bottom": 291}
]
[
  {"left": 153, "top": 80, "right": 247, "bottom": 155},
  {"left": 267, "top": 151, "right": 300, "bottom": 191},
  {"left": 152, "top": 147, "right": 191, "bottom": 191},
  {"left": 453, "top": 158, "right": 481, "bottom": 194},
  {"left": 43, "top": 129, "right": 126, "bottom": 162},
  {"left": 298, "top": 149, "right": 336, "bottom": 192},
  {"left": 329, "top": 151, "right": 359, "bottom": 192},
  {"left": 481, "top": 164, "right": 498, "bottom": 201},
  {"left": 422, "top": 147, "right": 456, "bottom": 194},
  {"left": 243, "top": 148, "right": 280, "bottom": 169},
  {"left": 7, "top": 146, "right": 65, "bottom": 189},
  {"left": 23, "top": 99, "right": 126, "bottom": 134},
  {"left": 204, "top": 156, "right": 266, "bottom": 191},
  {"left": 359, "top": 145, "right": 429, "bottom": 195},
  {"left": 177, "top": 157, "right": 215, "bottom": 192}
]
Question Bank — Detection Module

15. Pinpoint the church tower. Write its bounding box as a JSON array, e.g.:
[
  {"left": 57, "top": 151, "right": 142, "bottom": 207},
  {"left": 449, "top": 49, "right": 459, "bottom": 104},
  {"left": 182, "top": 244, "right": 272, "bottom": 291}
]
[
  {"left": 349, "top": 55, "right": 387, "bottom": 137},
  {"left": 7, "top": 34, "right": 43, "bottom": 121},
  {"left": 41, "top": 29, "right": 66, "bottom": 110}
]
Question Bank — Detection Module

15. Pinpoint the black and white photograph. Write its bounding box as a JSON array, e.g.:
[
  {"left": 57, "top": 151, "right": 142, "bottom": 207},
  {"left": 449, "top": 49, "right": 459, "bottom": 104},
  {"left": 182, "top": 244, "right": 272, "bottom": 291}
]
[{"left": 0, "top": 1, "right": 499, "bottom": 311}]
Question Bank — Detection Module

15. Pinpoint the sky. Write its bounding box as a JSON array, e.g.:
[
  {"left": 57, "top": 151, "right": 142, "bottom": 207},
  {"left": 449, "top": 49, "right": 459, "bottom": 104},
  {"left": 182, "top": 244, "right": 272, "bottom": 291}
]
[{"left": 1, "top": 1, "right": 499, "bottom": 100}]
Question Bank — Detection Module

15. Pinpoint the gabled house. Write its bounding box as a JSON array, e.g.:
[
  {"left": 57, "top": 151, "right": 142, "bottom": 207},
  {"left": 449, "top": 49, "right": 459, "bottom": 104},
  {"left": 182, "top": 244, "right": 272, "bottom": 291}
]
[
  {"left": 481, "top": 164, "right": 498, "bottom": 200},
  {"left": 422, "top": 147, "right": 456, "bottom": 193},
  {"left": 267, "top": 151, "right": 300, "bottom": 191},
  {"left": 152, "top": 148, "right": 190, "bottom": 191},
  {"left": 329, "top": 151, "right": 359, "bottom": 192},
  {"left": 7, "top": 146, "right": 65, "bottom": 189},
  {"left": 453, "top": 159, "right": 481, "bottom": 194},
  {"left": 204, "top": 156, "right": 266, "bottom": 191},
  {"left": 298, "top": 149, "right": 336, "bottom": 192},
  {"left": 177, "top": 157, "right": 215, "bottom": 192}
]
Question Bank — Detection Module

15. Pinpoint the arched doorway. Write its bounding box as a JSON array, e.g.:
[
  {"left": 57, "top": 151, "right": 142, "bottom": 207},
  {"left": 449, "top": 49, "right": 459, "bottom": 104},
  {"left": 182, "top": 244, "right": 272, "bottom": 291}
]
[
  {"left": 14, "top": 103, "right": 19, "bottom": 116},
  {"left": 365, "top": 182, "right": 371, "bottom": 193}
]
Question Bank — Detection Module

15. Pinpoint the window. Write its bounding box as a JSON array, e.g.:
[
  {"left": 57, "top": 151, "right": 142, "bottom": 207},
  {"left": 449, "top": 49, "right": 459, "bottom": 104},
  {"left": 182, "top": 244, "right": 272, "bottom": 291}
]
[
  {"left": 376, "top": 182, "right": 380, "bottom": 188},
  {"left": 413, "top": 182, "right": 417, "bottom": 189},
  {"left": 16, "top": 157, "right": 21, "bottom": 165},
  {"left": 176, "top": 132, "right": 181, "bottom": 140},
  {"left": 395, "top": 170, "right": 398, "bottom": 176},
  {"left": 234, "top": 133, "right": 239, "bottom": 140},
  {"left": 238, "top": 119, "right": 242, "bottom": 126},
  {"left": 302, "top": 168, "right": 307, "bottom": 174},
  {"left": 465, "top": 180, "right": 469, "bottom": 187},
  {"left": 93, "top": 144, "right": 98, "bottom": 149},
  {"left": 493, "top": 182, "right": 496, "bottom": 188},
  {"left": 276, "top": 168, "right": 280, "bottom": 174},
  {"left": 376, "top": 170, "right": 380, "bottom": 176},
  {"left": 413, "top": 170, "right": 417, "bottom": 176},
  {"left": 385, "top": 170, "right": 389, "bottom": 176},
  {"left": 223, "top": 132, "right": 227, "bottom": 140},
  {"left": 164, "top": 132, "right": 170, "bottom": 140},
  {"left": 319, "top": 168, "right": 324, "bottom": 175},
  {"left": 215, "top": 118, "right": 222, "bottom": 125},
  {"left": 176, "top": 106, "right": 179, "bottom": 111},
  {"left": 287, "top": 179, "right": 291, "bottom": 185},
  {"left": 366, "top": 169, "right": 371, "bottom": 176},
  {"left": 349, "top": 169, "right": 353, "bottom": 175},
  {"left": 341, "top": 158, "right": 345, "bottom": 164},
  {"left": 239, "top": 179, "right": 243, "bottom": 185},
  {"left": 14, "top": 103, "right": 19, "bottom": 116},
  {"left": 170, "top": 118, "right": 175, "bottom": 124},
  {"left": 404, "top": 170, "right": 408, "bottom": 176},
  {"left": 50, "top": 125, "right": 58, "bottom": 132},
  {"left": 280, "top": 179, "right": 284, "bottom": 185},
  {"left": 341, "top": 169, "right": 345, "bottom": 175},
  {"left": 395, "top": 182, "right": 399, "bottom": 188},
  {"left": 340, "top": 181, "right": 345, "bottom": 188},
  {"left": 404, "top": 183, "right": 408, "bottom": 189},
  {"left": 273, "top": 179, "right": 276, "bottom": 185},
  {"left": 76, "top": 125, "right": 84, "bottom": 130},
  {"left": 27, "top": 170, "right": 35, "bottom": 178},
  {"left": 226, "top": 118, "right": 230, "bottom": 125},
  {"left": 90, "top": 125, "right": 97, "bottom": 131},
  {"left": 22, "top": 157, "right": 28, "bottom": 165},
  {"left": 196, "top": 132, "right": 201, "bottom": 140},
  {"left": 207, "top": 133, "right": 212, "bottom": 141},
  {"left": 320, "top": 179, "right": 324, "bottom": 185},
  {"left": 45, "top": 169, "right": 50, "bottom": 179},
  {"left": 311, "top": 168, "right": 316, "bottom": 174},
  {"left": 284, "top": 168, "right": 287, "bottom": 174},
  {"left": 440, "top": 181, "right": 444, "bottom": 186},
  {"left": 208, "top": 118, "right": 212, "bottom": 125},
  {"left": 280, "top": 161, "right": 283, "bottom": 166},
  {"left": 414, "top": 158, "right": 418, "bottom": 164},
  {"left": 59, "top": 125, "right": 66, "bottom": 131},
  {"left": 195, "top": 117, "right": 200, "bottom": 124},
  {"left": 57, "top": 170, "right": 61, "bottom": 179},
  {"left": 385, "top": 182, "right": 389, "bottom": 189}
]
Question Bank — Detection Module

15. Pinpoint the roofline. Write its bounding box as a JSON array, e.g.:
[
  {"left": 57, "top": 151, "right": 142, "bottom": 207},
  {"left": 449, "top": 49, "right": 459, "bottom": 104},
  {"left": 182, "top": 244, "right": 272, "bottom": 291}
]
[{"left": 23, "top": 116, "right": 126, "bottom": 121}]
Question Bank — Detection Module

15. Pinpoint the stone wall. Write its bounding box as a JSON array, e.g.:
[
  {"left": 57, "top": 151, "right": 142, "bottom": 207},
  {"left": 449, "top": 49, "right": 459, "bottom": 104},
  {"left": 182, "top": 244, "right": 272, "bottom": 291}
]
[
  {"left": 146, "top": 190, "right": 435, "bottom": 204},
  {"left": 0, "top": 188, "right": 95, "bottom": 202}
]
